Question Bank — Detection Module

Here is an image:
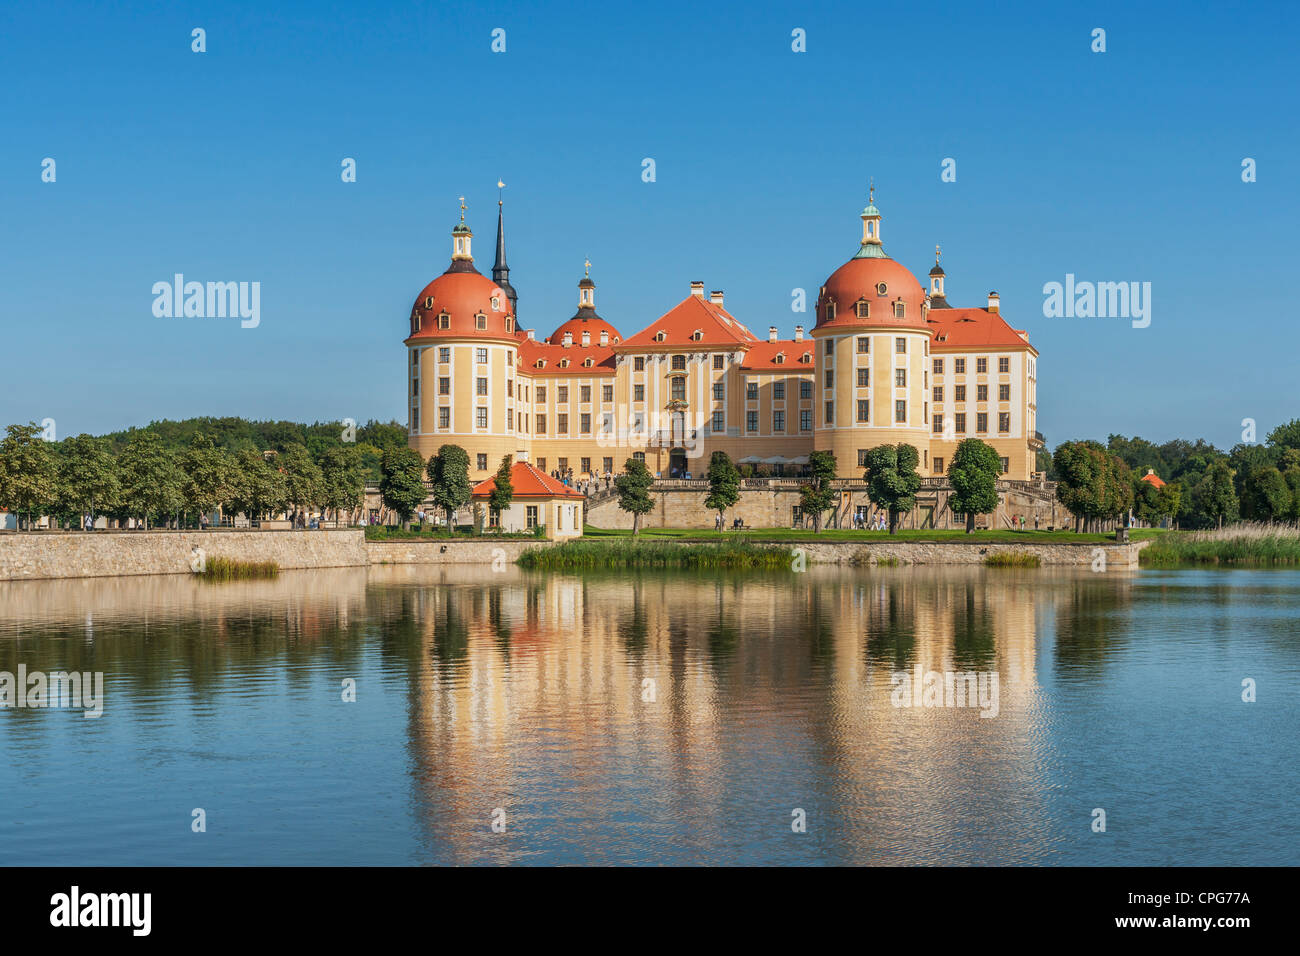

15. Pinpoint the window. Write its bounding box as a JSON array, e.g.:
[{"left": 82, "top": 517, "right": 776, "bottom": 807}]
[
  {"left": 999, "top": 357, "right": 1010, "bottom": 373},
  {"left": 557, "top": 386, "right": 568, "bottom": 403},
  {"left": 934, "top": 457, "right": 944, "bottom": 474},
  {"left": 436, "top": 407, "right": 448, "bottom": 429},
  {"left": 477, "top": 453, "right": 488, "bottom": 470},
  {"left": 712, "top": 411, "right": 725, "bottom": 432},
  {"left": 1000, "top": 457, "right": 1010, "bottom": 474},
  {"left": 876, "top": 282, "right": 888, "bottom": 296},
  {"left": 434, "top": 376, "right": 447, "bottom": 395},
  {"left": 634, "top": 356, "right": 645, "bottom": 371},
  {"left": 476, "top": 377, "right": 487, "bottom": 396},
  {"left": 977, "top": 357, "right": 988, "bottom": 374},
  {"left": 603, "top": 458, "right": 613, "bottom": 474},
  {"left": 475, "top": 314, "right": 487, "bottom": 331},
  {"left": 580, "top": 385, "right": 592, "bottom": 403},
  {"left": 999, "top": 412, "right": 1011, "bottom": 433},
  {"left": 439, "top": 347, "right": 450, "bottom": 363},
  {"left": 747, "top": 411, "right": 758, "bottom": 432},
  {"left": 438, "top": 314, "right": 450, "bottom": 330},
  {"left": 536, "top": 386, "right": 546, "bottom": 403},
  {"left": 824, "top": 369, "right": 834, "bottom": 388},
  {"left": 671, "top": 377, "right": 686, "bottom": 401},
  {"left": 955, "top": 385, "right": 967, "bottom": 402},
  {"left": 580, "top": 413, "right": 591, "bottom": 434},
  {"left": 558, "top": 414, "right": 568, "bottom": 434},
  {"left": 895, "top": 337, "right": 907, "bottom": 354},
  {"left": 856, "top": 302, "right": 870, "bottom": 319},
  {"left": 857, "top": 449, "right": 870, "bottom": 467},
  {"left": 536, "top": 415, "right": 546, "bottom": 433},
  {"left": 525, "top": 505, "right": 538, "bottom": 529},
  {"left": 581, "top": 457, "right": 591, "bottom": 474},
  {"left": 713, "top": 354, "right": 724, "bottom": 369},
  {"left": 410, "top": 407, "right": 419, "bottom": 430},
  {"left": 933, "top": 358, "right": 943, "bottom": 374},
  {"left": 800, "top": 409, "right": 812, "bottom": 431},
  {"left": 632, "top": 451, "right": 646, "bottom": 463},
  {"left": 475, "top": 408, "right": 488, "bottom": 429},
  {"left": 894, "top": 400, "right": 906, "bottom": 423},
  {"left": 506, "top": 409, "right": 513, "bottom": 430},
  {"left": 506, "top": 379, "right": 512, "bottom": 398},
  {"left": 894, "top": 301, "right": 906, "bottom": 318},
  {"left": 977, "top": 413, "right": 988, "bottom": 433},
  {"left": 672, "top": 355, "right": 686, "bottom": 371},
  {"left": 977, "top": 384, "right": 988, "bottom": 402},
  {"left": 825, "top": 301, "right": 836, "bottom": 321},
  {"left": 853, "top": 368, "right": 867, "bottom": 389},
  {"left": 857, "top": 336, "right": 869, "bottom": 352},
  {"left": 558, "top": 458, "right": 568, "bottom": 474},
  {"left": 999, "top": 384, "right": 1010, "bottom": 401},
  {"left": 955, "top": 413, "right": 966, "bottom": 433},
  {"left": 537, "top": 457, "right": 547, "bottom": 472},
  {"left": 894, "top": 369, "right": 906, "bottom": 388},
  {"left": 714, "top": 382, "right": 726, "bottom": 401},
  {"left": 601, "top": 413, "right": 613, "bottom": 433},
  {"left": 746, "top": 382, "right": 758, "bottom": 401},
  {"left": 800, "top": 380, "right": 812, "bottom": 400},
  {"left": 411, "top": 377, "right": 419, "bottom": 396},
  {"left": 475, "top": 347, "right": 487, "bottom": 364},
  {"left": 954, "top": 358, "right": 966, "bottom": 374},
  {"left": 824, "top": 338, "right": 834, "bottom": 356},
  {"left": 933, "top": 414, "right": 943, "bottom": 434},
  {"left": 411, "top": 350, "right": 420, "bottom": 367},
  {"left": 602, "top": 385, "right": 613, "bottom": 402},
  {"left": 857, "top": 399, "right": 869, "bottom": 423},
  {"left": 506, "top": 351, "right": 513, "bottom": 366},
  {"left": 824, "top": 401, "right": 834, "bottom": 425},
  {"left": 773, "top": 410, "right": 785, "bottom": 432},
  {"left": 634, "top": 384, "right": 645, "bottom": 402},
  {"left": 933, "top": 386, "right": 942, "bottom": 402}
]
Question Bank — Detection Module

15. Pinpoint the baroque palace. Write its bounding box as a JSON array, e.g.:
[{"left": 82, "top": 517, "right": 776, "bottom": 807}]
[{"left": 404, "top": 189, "right": 1042, "bottom": 482}]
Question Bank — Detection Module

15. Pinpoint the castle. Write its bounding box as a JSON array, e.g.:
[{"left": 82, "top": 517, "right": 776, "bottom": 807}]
[{"left": 404, "top": 189, "right": 1041, "bottom": 483}]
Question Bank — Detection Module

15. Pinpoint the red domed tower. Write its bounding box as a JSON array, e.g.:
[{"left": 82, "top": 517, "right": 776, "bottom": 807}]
[
  {"left": 812, "top": 186, "right": 933, "bottom": 474},
  {"left": 405, "top": 200, "right": 524, "bottom": 469}
]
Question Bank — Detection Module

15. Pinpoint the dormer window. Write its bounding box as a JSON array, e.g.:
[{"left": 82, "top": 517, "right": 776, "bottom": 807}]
[
  {"left": 856, "top": 300, "right": 870, "bottom": 318},
  {"left": 583, "top": 358, "right": 594, "bottom": 367},
  {"left": 655, "top": 330, "right": 666, "bottom": 342},
  {"left": 411, "top": 311, "right": 421, "bottom": 334},
  {"left": 876, "top": 282, "right": 888, "bottom": 296},
  {"left": 825, "top": 301, "right": 836, "bottom": 321},
  {"left": 692, "top": 330, "right": 703, "bottom": 341},
  {"left": 559, "top": 359, "right": 570, "bottom": 368},
  {"left": 475, "top": 313, "right": 487, "bottom": 330},
  {"left": 505, "top": 317, "right": 514, "bottom": 333},
  {"left": 491, "top": 295, "right": 501, "bottom": 312},
  {"left": 775, "top": 353, "right": 785, "bottom": 364},
  {"left": 438, "top": 312, "right": 450, "bottom": 330},
  {"left": 424, "top": 296, "right": 434, "bottom": 309},
  {"left": 894, "top": 301, "right": 906, "bottom": 319},
  {"left": 536, "top": 359, "right": 547, "bottom": 368}
]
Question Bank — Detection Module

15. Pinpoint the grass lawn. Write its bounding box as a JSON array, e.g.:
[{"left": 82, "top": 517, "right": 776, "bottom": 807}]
[{"left": 582, "top": 526, "right": 1171, "bottom": 545}]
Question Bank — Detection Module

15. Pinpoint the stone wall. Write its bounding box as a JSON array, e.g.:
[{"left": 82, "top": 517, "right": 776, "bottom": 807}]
[
  {"left": 0, "top": 529, "right": 368, "bottom": 582},
  {"left": 586, "top": 479, "right": 1068, "bottom": 532},
  {"left": 365, "top": 539, "right": 541, "bottom": 566},
  {"left": 784, "top": 539, "right": 1150, "bottom": 568}
]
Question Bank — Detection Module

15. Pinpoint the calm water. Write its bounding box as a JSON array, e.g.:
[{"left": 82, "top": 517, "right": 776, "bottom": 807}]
[{"left": 0, "top": 564, "right": 1296, "bottom": 866}]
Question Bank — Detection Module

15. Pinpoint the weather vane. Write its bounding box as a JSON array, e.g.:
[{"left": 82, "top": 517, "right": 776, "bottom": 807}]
[
  {"left": 458, "top": 195, "right": 466, "bottom": 221},
  {"left": 936, "top": 244, "right": 941, "bottom": 264},
  {"left": 869, "top": 177, "right": 875, "bottom": 203},
  {"left": 584, "top": 257, "right": 591, "bottom": 277}
]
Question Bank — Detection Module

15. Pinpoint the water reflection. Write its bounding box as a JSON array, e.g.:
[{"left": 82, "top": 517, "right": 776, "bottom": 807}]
[{"left": 1, "top": 564, "right": 1295, "bottom": 866}]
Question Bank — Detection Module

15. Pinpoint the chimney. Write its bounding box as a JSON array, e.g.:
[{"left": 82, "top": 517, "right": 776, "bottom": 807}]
[
  {"left": 690, "top": 281, "right": 705, "bottom": 298},
  {"left": 794, "top": 325, "right": 804, "bottom": 341},
  {"left": 562, "top": 332, "right": 573, "bottom": 347},
  {"left": 599, "top": 330, "right": 609, "bottom": 346},
  {"left": 768, "top": 326, "right": 778, "bottom": 343},
  {"left": 526, "top": 329, "right": 535, "bottom": 341},
  {"left": 988, "top": 291, "right": 1000, "bottom": 313},
  {"left": 710, "top": 290, "right": 724, "bottom": 306},
  {"left": 581, "top": 331, "right": 590, "bottom": 347}
]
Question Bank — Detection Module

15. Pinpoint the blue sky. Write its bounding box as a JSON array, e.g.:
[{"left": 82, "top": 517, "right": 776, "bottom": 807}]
[{"left": 1, "top": 0, "right": 1296, "bottom": 449}]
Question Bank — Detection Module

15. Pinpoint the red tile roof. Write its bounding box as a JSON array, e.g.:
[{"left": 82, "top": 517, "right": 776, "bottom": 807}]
[
  {"left": 926, "top": 307, "right": 1034, "bottom": 351},
  {"left": 472, "top": 461, "right": 585, "bottom": 499},
  {"left": 1139, "top": 470, "right": 1166, "bottom": 489},
  {"left": 617, "top": 294, "right": 759, "bottom": 349},
  {"left": 518, "top": 336, "right": 616, "bottom": 376},
  {"left": 739, "top": 340, "right": 815, "bottom": 371}
]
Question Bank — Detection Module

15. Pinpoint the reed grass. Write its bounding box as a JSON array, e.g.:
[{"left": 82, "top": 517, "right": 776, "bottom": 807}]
[
  {"left": 517, "top": 538, "right": 791, "bottom": 570},
  {"left": 983, "top": 551, "right": 1042, "bottom": 568},
  {"left": 200, "top": 556, "right": 280, "bottom": 580},
  {"left": 1140, "top": 523, "right": 1300, "bottom": 566}
]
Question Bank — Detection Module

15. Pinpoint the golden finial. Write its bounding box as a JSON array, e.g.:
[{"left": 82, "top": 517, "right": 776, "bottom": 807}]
[
  {"left": 936, "top": 244, "right": 941, "bottom": 263},
  {"left": 497, "top": 180, "right": 505, "bottom": 206},
  {"left": 869, "top": 177, "right": 875, "bottom": 204},
  {"left": 584, "top": 257, "right": 591, "bottom": 277},
  {"left": 458, "top": 195, "right": 466, "bottom": 221}
]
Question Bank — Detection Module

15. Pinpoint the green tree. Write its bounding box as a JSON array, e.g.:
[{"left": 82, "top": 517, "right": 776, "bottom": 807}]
[
  {"left": 1054, "top": 441, "right": 1107, "bottom": 532},
  {"left": 427, "top": 444, "right": 472, "bottom": 532},
  {"left": 488, "top": 455, "right": 515, "bottom": 527},
  {"left": 614, "top": 457, "right": 655, "bottom": 536},
  {"left": 947, "top": 438, "right": 1001, "bottom": 533},
  {"left": 180, "top": 434, "right": 235, "bottom": 526},
  {"left": 228, "top": 449, "right": 288, "bottom": 522},
  {"left": 1249, "top": 466, "right": 1292, "bottom": 522},
  {"left": 703, "top": 451, "right": 741, "bottom": 529},
  {"left": 864, "top": 444, "right": 921, "bottom": 534},
  {"left": 318, "top": 445, "right": 365, "bottom": 524},
  {"left": 118, "top": 431, "right": 183, "bottom": 528},
  {"left": 56, "top": 434, "right": 120, "bottom": 529},
  {"left": 0, "top": 423, "right": 58, "bottom": 531},
  {"left": 380, "top": 446, "right": 428, "bottom": 529},
  {"left": 799, "top": 450, "right": 837, "bottom": 533},
  {"left": 279, "top": 443, "right": 324, "bottom": 518},
  {"left": 1157, "top": 481, "right": 1183, "bottom": 528},
  {"left": 1199, "top": 460, "right": 1239, "bottom": 529},
  {"left": 1133, "top": 477, "right": 1163, "bottom": 527},
  {"left": 1266, "top": 419, "right": 1300, "bottom": 452}
]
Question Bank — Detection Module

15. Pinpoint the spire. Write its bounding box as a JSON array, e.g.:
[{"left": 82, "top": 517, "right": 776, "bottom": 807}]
[
  {"left": 928, "top": 244, "right": 949, "bottom": 306},
  {"left": 491, "top": 180, "right": 518, "bottom": 315},
  {"left": 853, "top": 179, "right": 888, "bottom": 259}
]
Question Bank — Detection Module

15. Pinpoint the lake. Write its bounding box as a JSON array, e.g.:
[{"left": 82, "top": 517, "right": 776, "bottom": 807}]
[{"left": 0, "top": 564, "right": 1295, "bottom": 865}]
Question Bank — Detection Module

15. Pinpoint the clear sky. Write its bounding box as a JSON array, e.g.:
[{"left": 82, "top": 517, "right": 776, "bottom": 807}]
[{"left": 2, "top": 0, "right": 1295, "bottom": 449}]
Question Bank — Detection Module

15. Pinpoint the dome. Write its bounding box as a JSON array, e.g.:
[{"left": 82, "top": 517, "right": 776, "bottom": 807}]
[
  {"left": 406, "top": 267, "right": 516, "bottom": 341},
  {"left": 815, "top": 256, "right": 927, "bottom": 331},
  {"left": 549, "top": 313, "right": 622, "bottom": 346}
]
